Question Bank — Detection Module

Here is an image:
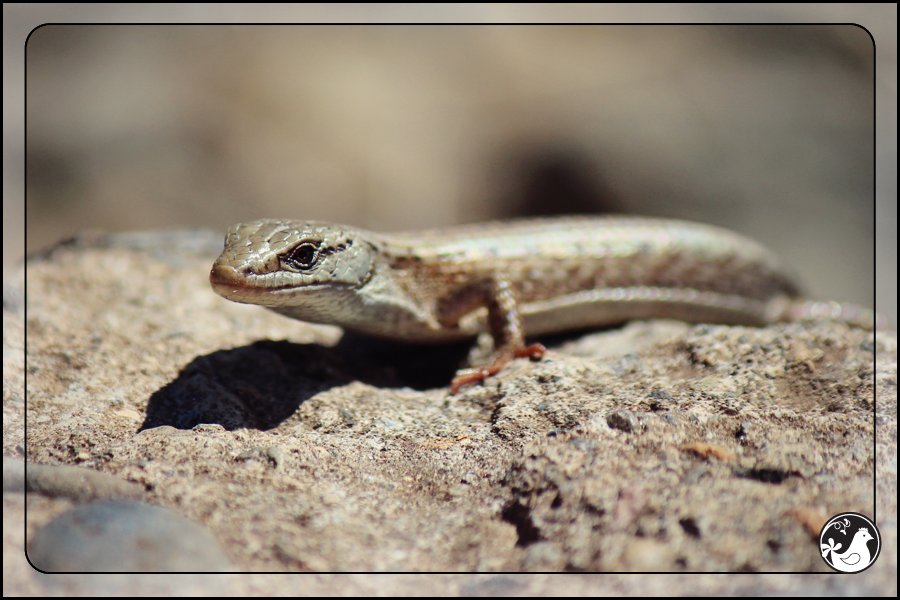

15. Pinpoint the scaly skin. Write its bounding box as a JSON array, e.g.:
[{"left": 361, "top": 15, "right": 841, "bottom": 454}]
[{"left": 210, "top": 216, "right": 880, "bottom": 392}]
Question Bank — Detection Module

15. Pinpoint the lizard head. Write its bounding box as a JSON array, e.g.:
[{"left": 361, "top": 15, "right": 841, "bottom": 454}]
[{"left": 209, "top": 219, "right": 376, "bottom": 308}]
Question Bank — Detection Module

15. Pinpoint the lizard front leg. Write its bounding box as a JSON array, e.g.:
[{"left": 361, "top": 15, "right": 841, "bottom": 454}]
[{"left": 436, "top": 276, "right": 545, "bottom": 393}]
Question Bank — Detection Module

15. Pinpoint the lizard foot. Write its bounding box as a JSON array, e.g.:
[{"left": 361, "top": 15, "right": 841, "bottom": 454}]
[{"left": 450, "top": 343, "right": 546, "bottom": 394}]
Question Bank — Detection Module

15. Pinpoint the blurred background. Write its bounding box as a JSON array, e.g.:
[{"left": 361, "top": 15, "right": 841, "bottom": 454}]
[{"left": 6, "top": 6, "right": 895, "bottom": 323}]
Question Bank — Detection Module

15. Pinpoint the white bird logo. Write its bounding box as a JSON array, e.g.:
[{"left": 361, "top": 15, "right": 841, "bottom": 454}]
[{"left": 821, "top": 527, "right": 874, "bottom": 572}]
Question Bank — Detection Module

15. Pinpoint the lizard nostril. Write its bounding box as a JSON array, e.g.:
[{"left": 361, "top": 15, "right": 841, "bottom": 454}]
[{"left": 209, "top": 264, "right": 241, "bottom": 286}]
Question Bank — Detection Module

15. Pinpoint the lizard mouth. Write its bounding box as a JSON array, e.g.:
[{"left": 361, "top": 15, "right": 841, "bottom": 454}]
[
  {"left": 209, "top": 264, "right": 354, "bottom": 305},
  {"left": 209, "top": 265, "right": 275, "bottom": 302},
  {"left": 209, "top": 264, "right": 247, "bottom": 287},
  {"left": 209, "top": 265, "right": 252, "bottom": 294}
]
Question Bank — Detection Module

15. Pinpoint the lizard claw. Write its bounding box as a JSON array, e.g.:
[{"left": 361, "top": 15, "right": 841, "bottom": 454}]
[{"left": 449, "top": 343, "right": 547, "bottom": 394}]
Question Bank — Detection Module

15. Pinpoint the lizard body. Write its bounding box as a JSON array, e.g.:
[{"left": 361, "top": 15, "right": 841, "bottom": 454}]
[{"left": 210, "top": 217, "right": 878, "bottom": 392}]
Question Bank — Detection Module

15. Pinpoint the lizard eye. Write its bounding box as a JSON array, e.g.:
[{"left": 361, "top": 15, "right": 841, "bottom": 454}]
[{"left": 282, "top": 242, "right": 320, "bottom": 271}]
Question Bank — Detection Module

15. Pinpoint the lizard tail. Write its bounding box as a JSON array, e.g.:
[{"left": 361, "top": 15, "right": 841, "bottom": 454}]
[{"left": 768, "top": 297, "right": 888, "bottom": 331}]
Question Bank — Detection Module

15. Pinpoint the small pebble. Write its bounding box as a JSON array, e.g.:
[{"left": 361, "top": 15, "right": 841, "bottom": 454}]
[
  {"left": 607, "top": 410, "right": 638, "bottom": 432},
  {"left": 29, "top": 500, "right": 231, "bottom": 573}
]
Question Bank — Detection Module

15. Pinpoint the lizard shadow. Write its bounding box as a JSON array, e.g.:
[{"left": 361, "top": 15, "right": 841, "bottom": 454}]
[{"left": 140, "top": 336, "right": 469, "bottom": 432}]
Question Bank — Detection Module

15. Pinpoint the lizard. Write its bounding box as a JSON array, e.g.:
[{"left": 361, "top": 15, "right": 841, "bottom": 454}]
[{"left": 209, "top": 216, "right": 881, "bottom": 393}]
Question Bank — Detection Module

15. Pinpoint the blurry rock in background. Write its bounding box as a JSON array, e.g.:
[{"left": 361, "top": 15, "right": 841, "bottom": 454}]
[{"left": 12, "top": 18, "right": 887, "bottom": 320}]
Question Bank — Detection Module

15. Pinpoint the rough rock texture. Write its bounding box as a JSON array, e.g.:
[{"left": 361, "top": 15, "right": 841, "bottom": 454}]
[{"left": 5, "top": 229, "right": 895, "bottom": 593}]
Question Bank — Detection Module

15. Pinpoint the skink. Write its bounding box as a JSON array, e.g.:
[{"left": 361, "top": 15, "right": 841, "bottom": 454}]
[{"left": 209, "top": 217, "right": 879, "bottom": 392}]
